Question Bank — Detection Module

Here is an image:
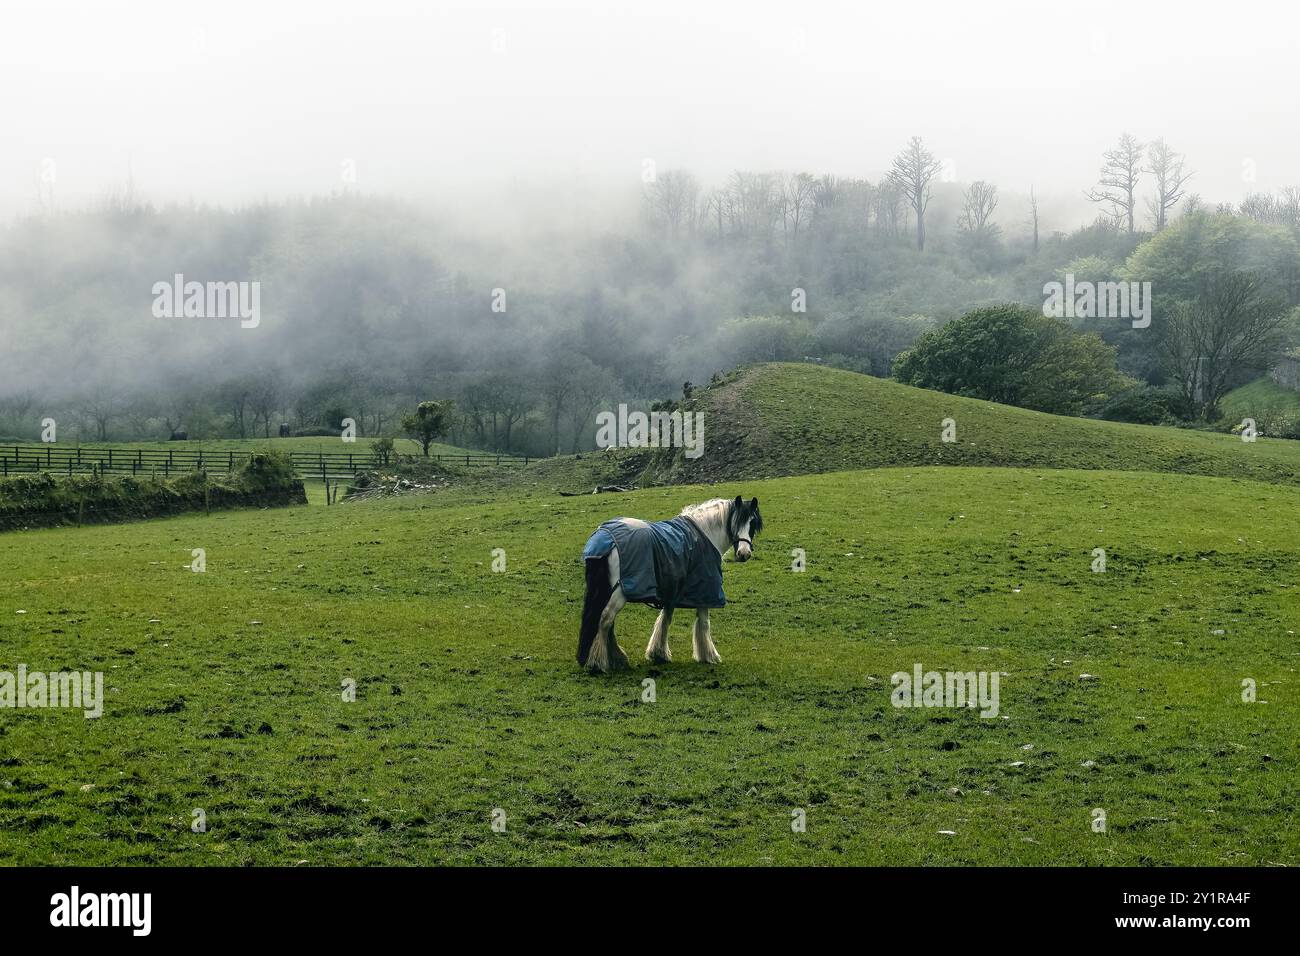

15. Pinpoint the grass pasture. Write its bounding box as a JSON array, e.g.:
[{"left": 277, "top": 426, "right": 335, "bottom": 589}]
[{"left": 1, "top": 465, "right": 1296, "bottom": 865}]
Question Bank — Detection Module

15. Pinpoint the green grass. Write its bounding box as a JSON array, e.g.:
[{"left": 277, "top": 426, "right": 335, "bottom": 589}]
[
  {"left": 1220, "top": 377, "right": 1300, "bottom": 427},
  {"left": 643, "top": 364, "right": 1300, "bottom": 486},
  {"left": 1, "top": 466, "right": 1295, "bottom": 865}
]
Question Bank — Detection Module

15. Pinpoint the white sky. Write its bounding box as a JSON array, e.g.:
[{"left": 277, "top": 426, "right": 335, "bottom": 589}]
[{"left": 3, "top": 0, "right": 1298, "bottom": 222}]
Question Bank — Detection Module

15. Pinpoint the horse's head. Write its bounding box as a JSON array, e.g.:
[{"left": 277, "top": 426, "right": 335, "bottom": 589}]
[{"left": 730, "top": 495, "right": 763, "bottom": 562}]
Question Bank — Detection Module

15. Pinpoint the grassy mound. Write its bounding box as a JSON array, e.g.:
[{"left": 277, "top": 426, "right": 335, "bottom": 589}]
[{"left": 638, "top": 363, "right": 1300, "bottom": 486}]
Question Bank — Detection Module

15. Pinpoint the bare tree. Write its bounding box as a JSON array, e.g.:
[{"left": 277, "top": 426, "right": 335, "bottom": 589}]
[
  {"left": 1146, "top": 138, "right": 1192, "bottom": 231},
  {"left": 537, "top": 348, "right": 582, "bottom": 455},
  {"left": 1239, "top": 192, "right": 1279, "bottom": 224},
  {"left": 249, "top": 373, "right": 282, "bottom": 438},
  {"left": 1159, "top": 272, "right": 1288, "bottom": 419},
  {"left": 701, "top": 189, "right": 727, "bottom": 240},
  {"left": 479, "top": 373, "right": 532, "bottom": 453},
  {"left": 874, "top": 179, "right": 904, "bottom": 239},
  {"left": 568, "top": 365, "right": 617, "bottom": 453},
  {"left": 220, "top": 376, "right": 255, "bottom": 439},
  {"left": 77, "top": 383, "right": 125, "bottom": 441},
  {"left": 781, "top": 172, "right": 818, "bottom": 242},
  {"left": 1028, "top": 185, "right": 1040, "bottom": 253},
  {"left": 1085, "top": 133, "right": 1144, "bottom": 234},
  {"left": 887, "top": 136, "right": 942, "bottom": 251},
  {"left": 644, "top": 169, "right": 699, "bottom": 239},
  {"left": 724, "top": 171, "right": 782, "bottom": 240},
  {"left": 957, "top": 181, "right": 1000, "bottom": 238}
]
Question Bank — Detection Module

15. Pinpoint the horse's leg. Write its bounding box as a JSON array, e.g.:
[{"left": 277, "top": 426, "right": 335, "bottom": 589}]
[
  {"left": 692, "top": 608, "right": 721, "bottom": 664},
  {"left": 645, "top": 605, "right": 674, "bottom": 663},
  {"left": 588, "top": 586, "right": 627, "bottom": 673}
]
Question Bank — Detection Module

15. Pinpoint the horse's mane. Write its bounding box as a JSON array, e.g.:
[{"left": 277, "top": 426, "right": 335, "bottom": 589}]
[{"left": 680, "top": 498, "right": 731, "bottom": 526}]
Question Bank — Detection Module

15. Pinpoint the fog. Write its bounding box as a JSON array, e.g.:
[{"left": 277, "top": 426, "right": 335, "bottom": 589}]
[
  {"left": 4, "top": 0, "right": 1297, "bottom": 216},
  {"left": 3, "top": 1, "right": 1299, "bottom": 453}
]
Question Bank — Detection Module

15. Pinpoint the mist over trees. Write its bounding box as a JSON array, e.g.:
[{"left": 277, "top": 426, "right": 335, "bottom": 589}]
[{"left": 3, "top": 135, "right": 1300, "bottom": 452}]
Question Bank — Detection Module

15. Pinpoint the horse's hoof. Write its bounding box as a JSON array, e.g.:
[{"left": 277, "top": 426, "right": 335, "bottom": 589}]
[{"left": 646, "top": 647, "right": 672, "bottom": 664}]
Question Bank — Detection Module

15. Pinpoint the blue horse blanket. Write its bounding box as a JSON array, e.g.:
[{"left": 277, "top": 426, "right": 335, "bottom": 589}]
[{"left": 583, "top": 516, "right": 725, "bottom": 609}]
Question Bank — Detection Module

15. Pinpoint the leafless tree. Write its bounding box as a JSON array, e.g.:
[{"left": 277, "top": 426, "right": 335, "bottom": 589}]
[
  {"left": 644, "top": 169, "right": 699, "bottom": 239},
  {"left": 887, "top": 136, "right": 942, "bottom": 251},
  {"left": 1281, "top": 187, "right": 1300, "bottom": 232},
  {"left": 725, "top": 171, "right": 782, "bottom": 240},
  {"left": 1028, "top": 186, "right": 1040, "bottom": 253},
  {"left": 957, "top": 180, "right": 1000, "bottom": 238},
  {"left": 248, "top": 374, "right": 282, "bottom": 438},
  {"left": 874, "top": 179, "right": 904, "bottom": 239},
  {"left": 568, "top": 364, "right": 617, "bottom": 453},
  {"left": 1146, "top": 138, "right": 1192, "bottom": 231},
  {"left": 1085, "top": 133, "right": 1144, "bottom": 234},
  {"left": 700, "top": 189, "right": 727, "bottom": 240},
  {"left": 1240, "top": 187, "right": 1300, "bottom": 233},
  {"left": 781, "top": 172, "right": 818, "bottom": 242},
  {"left": 78, "top": 383, "right": 125, "bottom": 441},
  {"left": 537, "top": 348, "right": 583, "bottom": 455}
]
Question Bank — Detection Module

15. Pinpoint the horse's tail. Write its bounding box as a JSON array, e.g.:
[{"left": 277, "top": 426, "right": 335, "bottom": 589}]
[{"left": 578, "top": 556, "right": 612, "bottom": 666}]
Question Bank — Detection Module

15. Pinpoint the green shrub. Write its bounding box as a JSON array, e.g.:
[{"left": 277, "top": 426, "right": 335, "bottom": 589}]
[
  {"left": 233, "top": 451, "right": 297, "bottom": 488},
  {"left": 1098, "top": 386, "right": 1190, "bottom": 425}
]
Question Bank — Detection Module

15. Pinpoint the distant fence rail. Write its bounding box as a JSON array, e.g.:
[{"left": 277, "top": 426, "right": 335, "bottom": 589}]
[{"left": 0, "top": 445, "right": 530, "bottom": 480}]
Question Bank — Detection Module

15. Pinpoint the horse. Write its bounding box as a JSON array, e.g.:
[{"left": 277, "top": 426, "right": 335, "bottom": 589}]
[{"left": 578, "top": 495, "right": 763, "bottom": 673}]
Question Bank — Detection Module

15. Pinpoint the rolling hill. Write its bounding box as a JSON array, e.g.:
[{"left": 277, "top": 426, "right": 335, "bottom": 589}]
[{"left": 633, "top": 363, "right": 1300, "bottom": 486}]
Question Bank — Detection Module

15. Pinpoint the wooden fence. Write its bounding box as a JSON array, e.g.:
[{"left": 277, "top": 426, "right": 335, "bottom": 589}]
[{"left": 0, "top": 445, "right": 529, "bottom": 480}]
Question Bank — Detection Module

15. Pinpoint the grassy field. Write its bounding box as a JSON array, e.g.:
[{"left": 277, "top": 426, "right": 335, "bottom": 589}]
[{"left": 1, "top": 465, "right": 1296, "bottom": 865}]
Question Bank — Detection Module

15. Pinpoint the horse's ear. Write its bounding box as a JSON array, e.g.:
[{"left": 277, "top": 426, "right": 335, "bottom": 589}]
[
  {"left": 749, "top": 497, "right": 759, "bottom": 510},
  {"left": 733, "top": 495, "right": 743, "bottom": 509}
]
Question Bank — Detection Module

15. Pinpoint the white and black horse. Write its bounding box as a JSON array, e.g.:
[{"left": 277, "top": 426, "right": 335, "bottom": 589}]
[{"left": 578, "top": 496, "right": 762, "bottom": 673}]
